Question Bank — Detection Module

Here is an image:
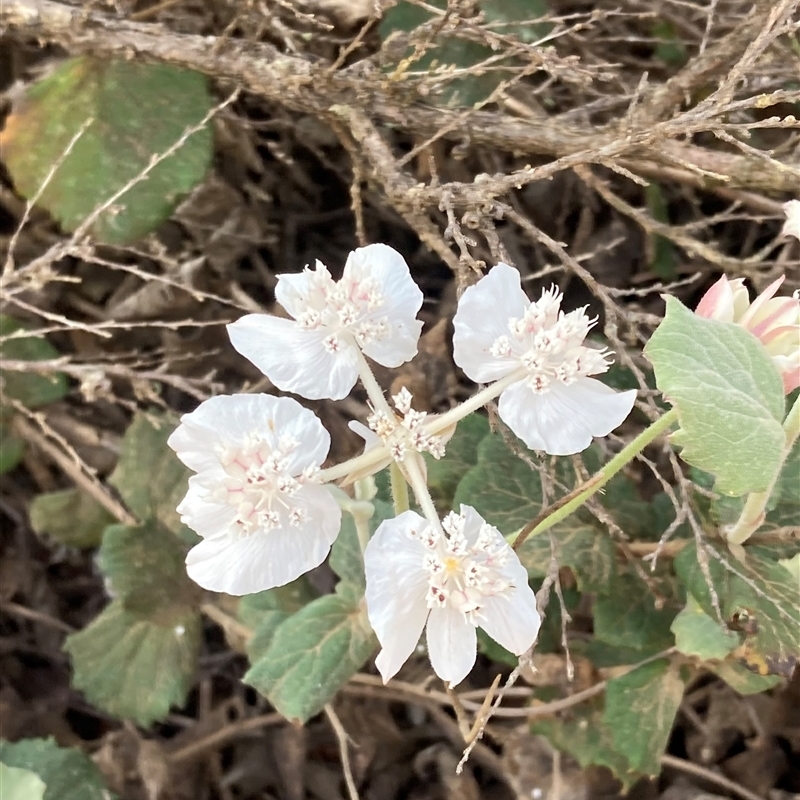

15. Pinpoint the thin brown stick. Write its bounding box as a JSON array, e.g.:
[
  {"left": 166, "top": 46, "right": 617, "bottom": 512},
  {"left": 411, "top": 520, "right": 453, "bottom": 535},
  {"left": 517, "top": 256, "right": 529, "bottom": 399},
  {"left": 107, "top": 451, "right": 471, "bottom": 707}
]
[
  {"left": 660, "top": 754, "right": 767, "bottom": 800},
  {"left": 0, "top": 600, "right": 75, "bottom": 633},
  {"left": 168, "top": 713, "right": 284, "bottom": 764},
  {"left": 324, "top": 704, "right": 360, "bottom": 800}
]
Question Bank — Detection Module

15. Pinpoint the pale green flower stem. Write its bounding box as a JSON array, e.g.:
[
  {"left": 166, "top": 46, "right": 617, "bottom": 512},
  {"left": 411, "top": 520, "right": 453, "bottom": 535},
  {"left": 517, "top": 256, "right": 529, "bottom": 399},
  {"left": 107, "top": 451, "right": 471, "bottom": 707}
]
[
  {"left": 317, "top": 367, "right": 527, "bottom": 484},
  {"left": 322, "top": 358, "right": 684, "bottom": 546},
  {"left": 725, "top": 394, "right": 800, "bottom": 545},
  {"left": 352, "top": 348, "right": 442, "bottom": 530},
  {"left": 511, "top": 407, "right": 679, "bottom": 548},
  {"left": 390, "top": 462, "right": 410, "bottom": 515}
]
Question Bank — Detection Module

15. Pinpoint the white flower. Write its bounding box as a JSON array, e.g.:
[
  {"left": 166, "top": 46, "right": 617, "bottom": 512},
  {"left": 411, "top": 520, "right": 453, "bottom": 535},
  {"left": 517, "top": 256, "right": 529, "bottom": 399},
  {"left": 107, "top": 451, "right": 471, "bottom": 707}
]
[
  {"left": 227, "top": 244, "right": 424, "bottom": 400},
  {"left": 364, "top": 506, "right": 540, "bottom": 686},
  {"left": 452, "top": 263, "right": 636, "bottom": 455},
  {"left": 167, "top": 393, "right": 341, "bottom": 595},
  {"left": 782, "top": 200, "right": 800, "bottom": 241}
]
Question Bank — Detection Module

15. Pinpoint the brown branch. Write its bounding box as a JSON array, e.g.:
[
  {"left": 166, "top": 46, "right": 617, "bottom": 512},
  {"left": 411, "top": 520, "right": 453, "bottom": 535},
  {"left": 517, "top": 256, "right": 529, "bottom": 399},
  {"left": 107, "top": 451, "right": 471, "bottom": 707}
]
[{"left": 2, "top": 0, "right": 798, "bottom": 204}]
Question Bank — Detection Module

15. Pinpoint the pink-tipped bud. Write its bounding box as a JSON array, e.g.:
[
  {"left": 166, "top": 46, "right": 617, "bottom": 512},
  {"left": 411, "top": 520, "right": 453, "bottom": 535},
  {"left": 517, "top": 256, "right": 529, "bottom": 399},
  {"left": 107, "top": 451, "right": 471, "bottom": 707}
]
[{"left": 696, "top": 275, "right": 800, "bottom": 394}]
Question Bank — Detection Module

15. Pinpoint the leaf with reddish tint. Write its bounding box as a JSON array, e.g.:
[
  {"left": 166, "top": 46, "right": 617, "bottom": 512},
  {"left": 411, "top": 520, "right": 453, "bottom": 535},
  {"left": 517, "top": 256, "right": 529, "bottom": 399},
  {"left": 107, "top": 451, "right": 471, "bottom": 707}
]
[{"left": 2, "top": 57, "right": 212, "bottom": 245}]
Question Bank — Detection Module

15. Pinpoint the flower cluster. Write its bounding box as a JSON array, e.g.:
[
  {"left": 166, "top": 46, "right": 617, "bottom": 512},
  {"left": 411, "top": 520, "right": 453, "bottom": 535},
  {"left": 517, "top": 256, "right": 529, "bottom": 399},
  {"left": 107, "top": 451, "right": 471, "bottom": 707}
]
[{"left": 169, "top": 243, "right": 647, "bottom": 684}]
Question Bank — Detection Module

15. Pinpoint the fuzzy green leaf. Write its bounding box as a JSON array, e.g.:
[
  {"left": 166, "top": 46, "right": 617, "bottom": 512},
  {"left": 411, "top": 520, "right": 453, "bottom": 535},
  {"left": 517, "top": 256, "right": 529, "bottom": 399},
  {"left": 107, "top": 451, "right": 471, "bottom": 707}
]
[
  {"left": 425, "top": 413, "right": 489, "bottom": 511},
  {"left": 1, "top": 57, "right": 212, "bottom": 245},
  {"left": 239, "top": 579, "right": 317, "bottom": 662},
  {"left": 0, "top": 763, "right": 46, "bottom": 800},
  {"left": 517, "top": 519, "right": 617, "bottom": 592},
  {"left": 453, "top": 431, "right": 542, "bottom": 533},
  {"left": 603, "top": 659, "right": 684, "bottom": 776},
  {"left": 675, "top": 543, "right": 800, "bottom": 678},
  {"left": 379, "top": 0, "right": 551, "bottom": 108},
  {"left": 245, "top": 584, "right": 376, "bottom": 722},
  {"left": 710, "top": 661, "right": 782, "bottom": 695},
  {"left": 671, "top": 594, "right": 739, "bottom": 661},
  {"left": 64, "top": 600, "right": 200, "bottom": 726},
  {"left": 97, "top": 521, "right": 198, "bottom": 618},
  {"left": 0, "top": 315, "right": 67, "bottom": 408},
  {"left": 109, "top": 411, "right": 194, "bottom": 540},
  {"left": 0, "top": 430, "right": 25, "bottom": 474},
  {"left": 29, "top": 488, "right": 114, "bottom": 548},
  {"left": 0, "top": 738, "right": 112, "bottom": 800},
  {"left": 644, "top": 297, "right": 786, "bottom": 496},
  {"left": 594, "top": 571, "right": 679, "bottom": 653},
  {"left": 531, "top": 700, "right": 642, "bottom": 790}
]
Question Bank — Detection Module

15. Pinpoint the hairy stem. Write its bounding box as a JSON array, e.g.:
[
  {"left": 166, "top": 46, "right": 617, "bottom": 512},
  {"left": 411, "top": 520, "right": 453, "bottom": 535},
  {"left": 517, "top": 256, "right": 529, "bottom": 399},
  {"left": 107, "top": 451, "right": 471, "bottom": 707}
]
[
  {"left": 512, "top": 407, "right": 679, "bottom": 549},
  {"left": 390, "top": 461, "right": 410, "bottom": 516}
]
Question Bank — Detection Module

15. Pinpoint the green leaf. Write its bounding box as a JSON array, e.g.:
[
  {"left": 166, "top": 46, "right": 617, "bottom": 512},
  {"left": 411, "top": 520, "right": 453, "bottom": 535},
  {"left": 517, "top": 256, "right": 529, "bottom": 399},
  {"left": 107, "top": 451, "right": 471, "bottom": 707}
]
[
  {"left": 764, "top": 437, "right": 800, "bottom": 530},
  {"left": 379, "top": 0, "right": 551, "bottom": 108},
  {"left": 644, "top": 297, "right": 786, "bottom": 496},
  {"left": 645, "top": 184, "right": 677, "bottom": 280},
  {"left": 0, "top": 315, "right": 67, "bottom": 408},
  {"left": 593, "top": 571, "right": 679, "bottom": 654},
  {"left": 601, "top": 469, "right": 659, "bottom": 540},
  {"left": 0, "top": 738, "right": 112, "bottom": 800},
  {"left": 109, "top": 411, "right": 194, "bottom": 541},
  {"left": 64, "top": 600, "right": 201, "bottom": 726},
  {"left": 710, "top": 661, "right": 782, "bottom": 695},
  {"left": 531, "top": 700, "right": 642, "bottom": 790},
  {"left": 239, "top": 579, "right": 317, "bottom": 662},
  {"left": 603, "top": 659, "right": 684, "bottom": 776},
  {"left": 0, "top": 430, "right": 25, "bottom": 474},
  {"left": 675, "top": 543, "right": 800, "bottom": 678},
  {"left": 1, "top": 57, "right": 212, "bottom": 245},
  {"left": 454, "top": 430, "right": 542, "bottom": 532},
  {"left": 425, "top": 413, "right": 489, "bottom": 511},
  {"left": 97, "top": 521, "right": 198, "bottom": 619},
  {"left": 245, "top": 585, "right": 377, "bottom": 722},
  {"left": 0, "top": 763, "right": 46, "bottom": 800},
  {"left": 671, "top": 594, "right": 738, "bottom": 661},
  {"left": 517, "top": 520, "right": 617, "bottom": 592},
  {"left": 652, "top": 20, "right": 688, "bottom": 66},
  {"left": 477, "top": 627, "right": 517, "bottom": 666},
  {"left": 29, "top": 488, "right": 114, "bottom": 548}
]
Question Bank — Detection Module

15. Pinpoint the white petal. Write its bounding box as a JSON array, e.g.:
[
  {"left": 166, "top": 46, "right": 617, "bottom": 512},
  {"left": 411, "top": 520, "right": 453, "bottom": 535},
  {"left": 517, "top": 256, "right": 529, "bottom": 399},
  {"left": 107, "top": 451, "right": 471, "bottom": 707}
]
[
  {"left": 274, "top": 267, "right": 320, "bottom": 319},
  {"left": 227, "top": 313, "right": 359, "bottom": 400},
  {"left": 479, "top": 570, "right": 541, "bottom": 656},
  {"left": 177, "top": 478, "right": 237, "bottom": 539},
  {"left": 185, "top": 499, "right": 338, "bottom": 595},
  {"left": 168, "top": 394, "right": 330, "bottom": 475},
  {"left": 347, "top": 244, "right": 424, "bottom": 367},
  {"left": 268, "top": 396, "right": 331, "bottom": 472},
  {"left": 458, "top": 503, "right": 493, "bottom": 547},
  {"left": 365, "top": 511, "right": 431, "bottom": 682},
  {"left": 168, "top": 393, "right": 264, "bottom": 473},
  {"left": 452, "top": 263, "right": 529, "bottom": 383},
  {"left": 498, "top": 378, "right": 636, "bottom": 455},
  {"left": 426, "top": 606, "right": 477, "bottom": 686}
]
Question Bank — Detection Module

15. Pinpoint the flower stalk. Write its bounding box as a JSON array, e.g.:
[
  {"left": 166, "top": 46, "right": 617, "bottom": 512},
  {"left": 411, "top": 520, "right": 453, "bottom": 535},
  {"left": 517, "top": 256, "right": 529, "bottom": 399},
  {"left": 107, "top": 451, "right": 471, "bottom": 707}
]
[{"left": 512, "top": 407, "right": 679, "bottom": 549}]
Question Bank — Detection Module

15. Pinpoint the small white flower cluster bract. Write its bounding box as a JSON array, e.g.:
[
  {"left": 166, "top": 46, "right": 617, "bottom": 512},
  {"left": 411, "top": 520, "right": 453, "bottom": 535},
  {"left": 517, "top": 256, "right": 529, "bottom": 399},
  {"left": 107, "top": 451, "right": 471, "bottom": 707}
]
[{"left": 169, "top": 244, "right": 636, "bottom": 685}]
